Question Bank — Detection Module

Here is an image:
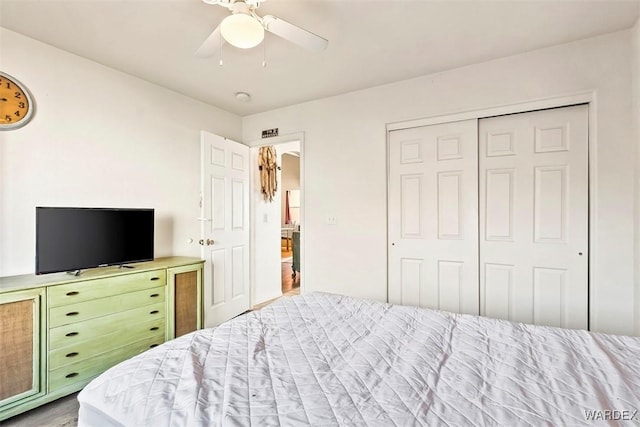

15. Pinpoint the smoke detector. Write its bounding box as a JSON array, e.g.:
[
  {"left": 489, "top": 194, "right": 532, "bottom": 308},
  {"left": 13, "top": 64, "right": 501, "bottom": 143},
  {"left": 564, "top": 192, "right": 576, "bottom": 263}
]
[{"left": 235, "top": 92, "right": 251, "bottom": 102}]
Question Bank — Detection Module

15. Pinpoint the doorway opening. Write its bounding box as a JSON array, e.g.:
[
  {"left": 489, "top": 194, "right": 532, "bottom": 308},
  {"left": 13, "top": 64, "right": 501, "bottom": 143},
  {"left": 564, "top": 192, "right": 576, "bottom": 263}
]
[
  {"left": 250, "top": 137, "right": 303, "bottom": 308},
  {"left": 280, "top": 152, "right": 301, "bottom": 296}
]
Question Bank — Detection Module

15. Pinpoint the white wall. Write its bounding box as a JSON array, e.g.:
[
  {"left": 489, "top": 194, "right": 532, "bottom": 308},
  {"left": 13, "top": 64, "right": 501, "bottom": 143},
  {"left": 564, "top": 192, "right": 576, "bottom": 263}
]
[
  {"left": 243, "top": 30, "right": 638, "bottom": 335},
  {"left": 633, "top": 18, "right": 640, "bottom": 336},
  {"left": 0, "top": 28, "right": 242, "bottom": 276}
]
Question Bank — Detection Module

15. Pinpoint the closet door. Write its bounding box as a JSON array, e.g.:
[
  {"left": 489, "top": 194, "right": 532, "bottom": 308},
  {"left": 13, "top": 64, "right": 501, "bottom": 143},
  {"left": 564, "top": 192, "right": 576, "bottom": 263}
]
[
  {"left": 479, "top": 104, "right": 588, "bottom": 329},
  {"left": 388, "top": 119, "right": 479, "bottom": 315}
]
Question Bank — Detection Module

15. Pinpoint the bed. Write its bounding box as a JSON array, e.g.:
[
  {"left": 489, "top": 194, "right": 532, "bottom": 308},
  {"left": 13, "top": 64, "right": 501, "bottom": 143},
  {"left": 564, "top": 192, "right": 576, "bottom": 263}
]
[{"left": 77, "top": 292, "right": 640, "bottom": 426}]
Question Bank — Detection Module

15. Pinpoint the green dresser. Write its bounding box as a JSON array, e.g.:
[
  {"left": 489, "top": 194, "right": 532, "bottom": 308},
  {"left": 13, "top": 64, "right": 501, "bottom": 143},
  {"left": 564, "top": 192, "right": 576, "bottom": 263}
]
[{"left": 0, "top": 256, "right": 204, "bottom": 421}]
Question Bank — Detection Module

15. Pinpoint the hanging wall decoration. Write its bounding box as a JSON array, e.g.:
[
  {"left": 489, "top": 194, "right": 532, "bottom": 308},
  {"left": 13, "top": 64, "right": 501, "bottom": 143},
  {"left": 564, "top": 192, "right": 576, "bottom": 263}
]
[{"left": 258, "top": 145, "right": 279, "bottom": 202}]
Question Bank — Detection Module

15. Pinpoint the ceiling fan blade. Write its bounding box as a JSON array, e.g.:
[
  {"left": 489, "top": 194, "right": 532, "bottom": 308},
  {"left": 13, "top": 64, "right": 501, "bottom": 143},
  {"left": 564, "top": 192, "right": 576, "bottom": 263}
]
[
  {"left": 202, "top": 0, "right": 232, "bottom": 5},
  {"left": 195, "top": 25, "right": 223, "bottom": 58},
  {"left": 262, "top": 15, "right": 328, "bottom": 52}
]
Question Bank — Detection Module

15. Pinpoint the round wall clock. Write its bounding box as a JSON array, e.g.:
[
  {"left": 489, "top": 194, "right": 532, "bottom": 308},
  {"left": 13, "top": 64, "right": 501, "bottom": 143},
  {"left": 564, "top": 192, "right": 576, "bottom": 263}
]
[{"left": 0, "top": 71, "right": 35, "bottom": 131}]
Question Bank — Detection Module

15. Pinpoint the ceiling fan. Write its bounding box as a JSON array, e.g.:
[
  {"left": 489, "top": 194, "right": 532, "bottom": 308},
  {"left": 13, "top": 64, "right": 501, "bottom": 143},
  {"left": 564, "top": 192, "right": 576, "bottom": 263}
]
[{"left": 196, "top": 0, "right": 328, "bottom": 57}]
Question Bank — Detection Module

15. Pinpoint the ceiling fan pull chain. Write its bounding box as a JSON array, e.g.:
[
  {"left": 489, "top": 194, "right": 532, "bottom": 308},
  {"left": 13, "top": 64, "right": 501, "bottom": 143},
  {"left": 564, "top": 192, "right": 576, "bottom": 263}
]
[{"left": 262, "top": 36, "right": 267, "bottom": 68}]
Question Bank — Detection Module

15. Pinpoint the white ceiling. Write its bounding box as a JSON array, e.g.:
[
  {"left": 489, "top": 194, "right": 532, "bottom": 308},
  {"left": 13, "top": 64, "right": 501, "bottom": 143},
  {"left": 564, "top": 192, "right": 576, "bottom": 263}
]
[{"left": 1, "top": 0, "right": 639, "bottom": 116}]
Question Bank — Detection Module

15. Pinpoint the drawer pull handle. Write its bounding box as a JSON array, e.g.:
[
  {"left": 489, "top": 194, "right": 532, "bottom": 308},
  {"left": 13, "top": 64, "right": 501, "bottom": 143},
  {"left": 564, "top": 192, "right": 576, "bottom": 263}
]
[
  {"left": 149, "top": 344, "right": 159, "bottom": 349},
  {"left": 150, "top": 293, "right": 160, "bottom": 298},
  {"left": 65, "top": 372, "right": 79, "bottom": 379},
  {"left": 66, "top": 352, "right": 79, "bottom": 358},
  {"left": 66, "top": 312, "right": 79, "bottom": 317},
  {"left": 66, "top": 291, "right": 79, "bottom": 296},
  {"left": 150, "top": 277, "right": 160, "bottom": 281},
  {"left": 150, "top": 310, "right": 159, "bottom": 315},
  {"left": 150, "top": 326, "right": 160, "bottom": 331},
  {"left": 65, "top": 332, "right": 79, "bottom": 337}
]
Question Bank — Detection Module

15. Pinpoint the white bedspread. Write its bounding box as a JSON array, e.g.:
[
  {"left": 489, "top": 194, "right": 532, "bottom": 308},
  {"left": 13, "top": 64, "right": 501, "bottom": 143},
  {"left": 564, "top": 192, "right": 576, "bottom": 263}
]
[{"left": 78, "top": 293, "right": 640, "bottom": 426}]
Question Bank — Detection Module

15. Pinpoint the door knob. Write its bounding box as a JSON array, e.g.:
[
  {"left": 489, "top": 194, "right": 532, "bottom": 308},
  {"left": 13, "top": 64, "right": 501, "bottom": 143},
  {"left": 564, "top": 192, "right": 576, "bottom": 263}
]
[
  {"left": 206, "top": 239, "right": 214, "bottom": 245},
  {"left": 198, "top": 239, "right": 204, "bottom": 246}
]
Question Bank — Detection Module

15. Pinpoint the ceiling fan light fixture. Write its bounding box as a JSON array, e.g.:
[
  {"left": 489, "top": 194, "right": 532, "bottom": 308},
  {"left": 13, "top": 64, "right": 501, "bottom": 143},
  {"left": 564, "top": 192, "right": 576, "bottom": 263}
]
[{"left": 220, "top": 13, "right": 264, "bottom": 49}]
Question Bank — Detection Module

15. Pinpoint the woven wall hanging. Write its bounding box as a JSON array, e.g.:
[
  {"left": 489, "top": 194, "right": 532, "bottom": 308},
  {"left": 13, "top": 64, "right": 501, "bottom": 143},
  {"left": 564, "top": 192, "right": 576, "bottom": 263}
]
[{"left": 258, "top": 145, "right": 279, "bottom": 202}]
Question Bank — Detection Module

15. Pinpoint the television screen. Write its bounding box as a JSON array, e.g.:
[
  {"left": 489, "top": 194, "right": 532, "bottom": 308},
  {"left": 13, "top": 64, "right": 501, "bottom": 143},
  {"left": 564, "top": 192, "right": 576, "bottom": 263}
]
[{"left": 36, "top": 207, "right": 154, "bottom": 275}]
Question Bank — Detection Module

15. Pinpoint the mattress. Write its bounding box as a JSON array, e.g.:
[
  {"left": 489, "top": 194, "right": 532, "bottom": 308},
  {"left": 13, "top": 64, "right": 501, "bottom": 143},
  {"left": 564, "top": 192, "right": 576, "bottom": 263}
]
[{"left": 77, "top": 293, "right": 640, "bottom": 426}]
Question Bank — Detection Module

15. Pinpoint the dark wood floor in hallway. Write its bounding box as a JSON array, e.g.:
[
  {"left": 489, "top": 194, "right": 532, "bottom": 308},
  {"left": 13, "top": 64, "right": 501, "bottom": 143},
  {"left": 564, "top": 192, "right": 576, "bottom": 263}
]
[
  {"left": 280, "top": 245, "right": 300, "bottom": 295},
  {"left": 281, "top": 261, "right": 300, "bottom": 294}
]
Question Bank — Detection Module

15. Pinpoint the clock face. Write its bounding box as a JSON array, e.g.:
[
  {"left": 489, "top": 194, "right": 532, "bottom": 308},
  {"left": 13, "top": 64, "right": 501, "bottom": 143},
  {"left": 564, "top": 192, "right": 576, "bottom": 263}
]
[{"left": 0, "top": 72, "right": 34, "bottom": 130}]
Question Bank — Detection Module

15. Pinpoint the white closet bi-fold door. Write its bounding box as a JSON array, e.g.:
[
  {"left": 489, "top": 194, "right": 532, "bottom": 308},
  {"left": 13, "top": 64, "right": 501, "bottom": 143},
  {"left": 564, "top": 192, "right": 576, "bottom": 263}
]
[
  {"left": 388, "top": 104, "right": 588, "bottom": 329},
  {"left": 479, "top": 105, "right": 588, "bottom": 329},
  {"left": 388, "top": 119, "right": 480, "bottom": 315}
]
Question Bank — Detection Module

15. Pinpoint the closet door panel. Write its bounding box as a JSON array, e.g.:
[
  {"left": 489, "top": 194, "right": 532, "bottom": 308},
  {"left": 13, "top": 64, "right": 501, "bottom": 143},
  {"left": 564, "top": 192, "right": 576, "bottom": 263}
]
[
  {"left": 389, "top": 119, "right": 479, "bottom": 315},
  {"left": 479, "top": 104, "right": 588, "bottom": 329},
  {"left": 483, "top": 263, "right": 514, "bottom": 320}
]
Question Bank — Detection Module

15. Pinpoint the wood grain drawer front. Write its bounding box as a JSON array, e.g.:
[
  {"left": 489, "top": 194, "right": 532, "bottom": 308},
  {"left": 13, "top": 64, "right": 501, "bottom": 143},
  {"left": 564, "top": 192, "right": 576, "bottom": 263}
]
[
  {"left": 48, "top": 270, "right": 167, "bottom": 308},
  {"left": 48, "top": 334, "right": 164, "bottom": 392},
  {"left": 49, "top": 317, "right": 165, "bottom": 370},
  {"left": 49, "top": 301, "right": 165, "bottom": 350},
  {"left": 49, "top": 286, "right": 165, "bottom": 328}
]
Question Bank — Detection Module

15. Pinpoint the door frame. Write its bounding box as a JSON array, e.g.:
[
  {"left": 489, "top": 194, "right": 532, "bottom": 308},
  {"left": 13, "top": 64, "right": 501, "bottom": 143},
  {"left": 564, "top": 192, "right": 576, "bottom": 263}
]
[
  {"left": 246, "top": 132, "right": 305, "bottom": 307},
  {"left": 386, "top": 90, "right": 597, "bottom": 327}
]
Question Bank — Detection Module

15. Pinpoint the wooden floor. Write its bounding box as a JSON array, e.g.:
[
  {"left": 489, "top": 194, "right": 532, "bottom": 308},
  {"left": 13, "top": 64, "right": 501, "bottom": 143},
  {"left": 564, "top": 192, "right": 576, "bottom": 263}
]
[
  {"left": 4, "top": 249, "right": 299, "bottom": 426},
  {"left": 281, "top": 262, "right": 300, "bottom": 293},
  {"left": 2, "top": 392, "right": 79, "bottom": 426}
]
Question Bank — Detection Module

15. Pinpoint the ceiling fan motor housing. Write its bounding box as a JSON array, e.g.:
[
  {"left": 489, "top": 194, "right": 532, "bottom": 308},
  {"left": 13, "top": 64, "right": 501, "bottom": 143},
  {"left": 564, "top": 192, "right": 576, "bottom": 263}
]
[{"left": 219, "top": 1, "right": 264, "bottom": 48}]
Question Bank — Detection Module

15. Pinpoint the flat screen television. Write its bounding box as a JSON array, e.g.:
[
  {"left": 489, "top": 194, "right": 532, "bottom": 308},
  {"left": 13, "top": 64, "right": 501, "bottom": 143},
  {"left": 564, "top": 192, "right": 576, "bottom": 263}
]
[{"left": 36, "top": 207, "right": 154, "bottom": 275}]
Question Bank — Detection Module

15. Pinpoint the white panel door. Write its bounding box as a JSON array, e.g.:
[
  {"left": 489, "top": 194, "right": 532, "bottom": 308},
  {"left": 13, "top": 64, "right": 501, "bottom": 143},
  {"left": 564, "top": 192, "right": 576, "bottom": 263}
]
[
  {"left": 388, "top": 119, "right": 479, "bottom": 315},
  {"left": 479, "top": 104, "right": 588, "bottom": 329},
  {"left": 201, "top": 131, "right": 250, "bottom": 327}
]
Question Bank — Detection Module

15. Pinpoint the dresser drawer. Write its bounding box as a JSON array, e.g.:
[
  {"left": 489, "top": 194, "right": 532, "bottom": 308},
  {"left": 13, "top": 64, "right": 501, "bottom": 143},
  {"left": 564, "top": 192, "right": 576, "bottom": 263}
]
[
  {"left": 49, "top": 301, "right": 165, "bottom": 350},
  {"left": 49, "top": 317, "right": 165, "bottom": 370},
  {"left": 48, "top": 270, "right": 166, "bottom": 308},
  {"left": 49, "top": 286, "right": 165, "bottom": 328},
  {"left": 48, "top": 334, "right": 165, "bottom": 392}
]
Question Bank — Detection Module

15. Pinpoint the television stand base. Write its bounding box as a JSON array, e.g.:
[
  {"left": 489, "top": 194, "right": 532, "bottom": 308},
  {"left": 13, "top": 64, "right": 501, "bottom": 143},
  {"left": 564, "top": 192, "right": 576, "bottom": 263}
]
[
  {"left": 119, "top": 264, "right": 135, "bottom": 269},
  {"left": 66, "top": 270, "right": 82, "bottom": 276}
]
